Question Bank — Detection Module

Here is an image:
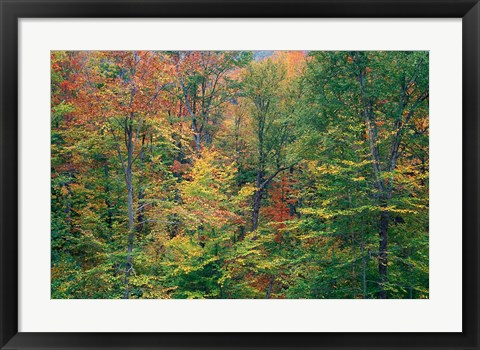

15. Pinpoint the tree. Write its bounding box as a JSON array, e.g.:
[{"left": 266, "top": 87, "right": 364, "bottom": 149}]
[
  {"left": 69, "top": 51, "right": 175, "bottom": 298},
  {"left": 241, "top": 57, "right": 297, "bottom": 232},
  {"left": 170, "top": 51, "right": 252, "bottom": 153},
  {"left": 295, "top": 51, "right": 429, "bottom": 298}
]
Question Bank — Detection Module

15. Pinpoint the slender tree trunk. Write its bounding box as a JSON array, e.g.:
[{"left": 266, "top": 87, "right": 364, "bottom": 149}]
[
  {"left": 378, "top": 208, "right": 389, "bottom": 299},
  {"left": 351, "top": 230, "right": 358, "bottom": 298},
  {"left": 251, "top": 191, "right": 263, "bottom": 232},
  {"left": 354, "top": 52, "right": 391, "bottom": 299},
  {"left": 251, "top": 169, "right": 264, "bottom": 231},
  {"left": 266, "top": 275, "right": 275, "bottom": 299},
  {"left": 123, "top": 114, "right": 135, "bottom": 299},
  {"left": 123, "top": 164, "right": 135, "bottom": 299},
  {"left": 194, "top": 131, "right": 201, "bottom": 153},
  {"left": 103, "top": 162, "right": 113, "bottom": 229},
  {"left": 136, "top": 137, "right": 146, "bottom": 235},
  {"left": 63, "top": 173, "right": 73, "bottom": 230},
  {"left": 168, "top": 129, "right": 183, "bottom": 239},
  {"left": 347, "top": 190, "right": 358, "bottom": 297},
  {"left": 234, "top": 115, "right": 241, "bottom": 166},
  {"left": 251, "top": 166, "right": 291, "bottom": 232},
  {"left": 360, "top": 222, "right": 367, "bottom": 298},
  {"left": 136, "top": 188, "right": 145, "bottom": 233},
  {"left": 251, "top": 103, "right": 267, "bottom": 232}
]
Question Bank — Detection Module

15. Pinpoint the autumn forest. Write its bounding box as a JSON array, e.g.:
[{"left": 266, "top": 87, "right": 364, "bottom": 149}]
[{"left": 51, "top": 51, "right": 429, "bottom": 299}]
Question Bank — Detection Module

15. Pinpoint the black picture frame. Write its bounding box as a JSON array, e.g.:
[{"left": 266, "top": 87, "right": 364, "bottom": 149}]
[{"left": 1, "top": 0, "right": 478, "bottom": 349}]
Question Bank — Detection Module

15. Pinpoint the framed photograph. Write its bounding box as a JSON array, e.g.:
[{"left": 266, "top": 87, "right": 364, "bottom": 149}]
[{"left": 1, "top": 0, "right": 478, "bottom": 349}]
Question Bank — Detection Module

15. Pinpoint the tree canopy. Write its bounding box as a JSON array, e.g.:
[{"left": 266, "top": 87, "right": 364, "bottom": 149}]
[{"left": 51, "top": 50, "right": 429, "bottom": 299}]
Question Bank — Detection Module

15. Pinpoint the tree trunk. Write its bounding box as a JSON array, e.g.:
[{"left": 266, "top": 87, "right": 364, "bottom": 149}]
[
  {"left": 63, "top": 173, "right": 73, "bottom": 230},
  {"left": 378, "top": 209, "right": 389, "bottom": 299},
  {"left": 136, "top": 188, "right": 145, "bottom": 234},
  {"left": 123, "top": 165, "right": 135, "bottom": 299},
  {"left": 103, "top": 162, "right": 113, "bottom": 229},
  {"left": 251, "top": 166, "right": 291, "bottom": 232},
  {"left": 251, "top": 189, "right": 263, "bottom": 232},
  {"left": 266, "top": 275, "right": 275, "bottom": 299},
  {"left": 123, "top": 114, "right": 135, "bottom": 299},
  {"left": 136, "top": 137, "right": 146, "bottom": 235},
  {"left": 194, "top": 131, "right": 201, "bottom": 154},
  {"left": 360, "top": 223, "right": 367, "bottom": 298},
  {"left": 354, "top": 52, "right": 390, "bottom": 299}
]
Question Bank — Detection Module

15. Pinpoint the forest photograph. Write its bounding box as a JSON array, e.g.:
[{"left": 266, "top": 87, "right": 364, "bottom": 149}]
[{"left": 51, "top": 50, "right": 429, "bottom": 299}]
